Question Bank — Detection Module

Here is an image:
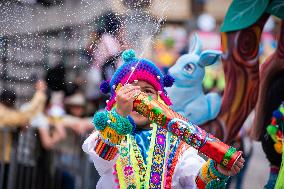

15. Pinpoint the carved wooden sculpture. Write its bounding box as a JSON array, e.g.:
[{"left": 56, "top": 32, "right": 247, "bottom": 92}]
[
  {"left": 205, "top": 0, "right": 284, "bottom": 143},
  {"left": 219, "top": 14, "right": 269, "bottom": 142}
]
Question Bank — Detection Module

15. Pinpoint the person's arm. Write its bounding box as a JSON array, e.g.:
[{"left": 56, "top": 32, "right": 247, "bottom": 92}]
[
  {"left": 195, "top": 159, "right": 230, "bottom": 189},
  {"left": 58, "top": 115, "right": 91, "bottom": 135},
  {"left": 18, "top": 81, "right": 47, "bottom": 122},
  {"left": 82, "top": 108, "right": 134, "bottom": 174},
  {"left": 171, "top": 147, "right": 206, "bottom": 189},
  {"left": 196, "top": 157, "right": 244, "bottom": 189},
  {"left": 173, "top": 150, "right": 225, "bottom": 189},
  {"left": 0, "top": 93, "right": 46, "bottom": 127},
  {"left": 38, "top": 127, "right": 56, "bottom": 150},
  {"left": 82, "top": 84, "right": 138, "bottom": 174},
  {"left": 38, "top": 124, "right": 66, "bottom": 150},
  {"left": 82, "top": 131, "right": 119, "bottom": 176},
  {"left": 0, "top": 81, "right": 46, "bottom": 127},
  {"left": 174, "top": 147, "right": 244, "bottom": 189}
]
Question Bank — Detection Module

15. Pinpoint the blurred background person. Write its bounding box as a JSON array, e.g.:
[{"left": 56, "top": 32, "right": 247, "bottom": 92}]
[
  {"left": 21, "top": 90, "right": 67, "bottom": 150},
  {"left": 63, "top": 92, "right": 93, "bottom": 135},
  {"left": 0, "top": 80, "right": 46, "bottom": 189},
  {"left": 86, "top": 11, "right": 124, "bottom": 112}
]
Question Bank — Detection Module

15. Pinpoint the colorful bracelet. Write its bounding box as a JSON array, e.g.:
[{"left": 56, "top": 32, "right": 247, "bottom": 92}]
[
  {"left": 200, "top": 160, "right": 211, "bottom": 183},
  {"left": 99, "top": 127, "right": 125, "bottom": 146},
  {"left": 206, "top": 179, "right": 227, "bottom": 189},
  {"left": 196, "top": 159, "right": 229, "bottom": 189},
  {"left": 208, "top": 159, "right": 228, "bottom": 180},
  {"left": 94, "top": 136, "right": 118, "bottom": 161},
  {"left": 93, "top": 109, "right": 134, "bottom": 146},
  {"left": 108, "top": 109, "right": 134, "bottom": 135}
]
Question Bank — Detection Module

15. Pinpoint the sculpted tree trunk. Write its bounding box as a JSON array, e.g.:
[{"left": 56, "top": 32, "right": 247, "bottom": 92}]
[
  {"left": 218, "top": 14, "right": 269, "bottom": 143},
  {"left": 200, "top": 14, "right": 269, "bottom": 143}
]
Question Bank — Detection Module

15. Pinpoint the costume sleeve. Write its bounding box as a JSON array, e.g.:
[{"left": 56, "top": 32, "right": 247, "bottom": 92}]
[
  {"left": 172, "top": 147, "right": 205, "bottom": 189},
  {"left": 82, "top": 109, "right": 134, "bottom": 175},
  {"left": 82, "top": 132, "right": 118, "bottom": 176},
  {"left": 0, "top": 91, "right": 46, "bottom": 127},
  {"left": 90, "top": 108, "right": 134, "bottom": 159},
  {"left": 172, "top": 147, "right": 230, "bottom": 189},
  {"left": 195, "top": 158, "right": 229, "bottom": 189}
]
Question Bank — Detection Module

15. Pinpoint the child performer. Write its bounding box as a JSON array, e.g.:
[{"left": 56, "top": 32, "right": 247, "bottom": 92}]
[{"left": 82, "top": 50, "right": 244, "bottom": 189}]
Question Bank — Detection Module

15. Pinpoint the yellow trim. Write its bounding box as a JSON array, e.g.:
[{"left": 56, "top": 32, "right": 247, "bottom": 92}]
[
  {"left": 100, "top": 126, "right": 123, "bottom": 145},
  {"left": 129, "top": 136, "right": 143, "bottom": 188},
  {"left": 116, "top": 157, "right": 127, "bottom": 189}
]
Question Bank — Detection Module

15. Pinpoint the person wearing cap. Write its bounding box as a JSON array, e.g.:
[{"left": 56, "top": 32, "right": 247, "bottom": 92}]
[
  {"left": 65, "top": 93, "right": 87, "bottom": 118},
  {"left": 61, "top": 92, "right": 93, "bottom": 135},
  {"left": 82, "top": 50, "right": 244, "bottom": 189}
]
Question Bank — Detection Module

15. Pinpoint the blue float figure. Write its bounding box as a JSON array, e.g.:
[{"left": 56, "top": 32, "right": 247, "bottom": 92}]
[{"left": 166, "top": 33, "right": 221, "bottom": 125}]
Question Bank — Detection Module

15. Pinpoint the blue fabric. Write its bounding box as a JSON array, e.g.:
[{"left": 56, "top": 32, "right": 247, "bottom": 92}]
[
  {"left": 264, "top": 171, "right": 278, "bottom": 189},
  {"left": 127, "top": 115, "right": 136, "bottom": 135},
  {"left": 132, "top": 129, "right": 152, "bottom": 164}
]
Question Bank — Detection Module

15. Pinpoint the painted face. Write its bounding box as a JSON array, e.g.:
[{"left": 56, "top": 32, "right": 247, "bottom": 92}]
[{"left": 130, "top": 80, "right": 158, "bottom": 128}]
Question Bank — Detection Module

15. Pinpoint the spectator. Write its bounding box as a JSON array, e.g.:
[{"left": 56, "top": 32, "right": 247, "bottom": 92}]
[
  {"left": 86, "top": 11, "right": 123, "bottom": 111},
  {"left": 0, "top": 80, "right": 46, "bottom": 127},
  {"left": 45, "top": 63, "right": 66, "bottom": 92},
  {"left": 0, "top": 80, "right": 46, "bottom": 189},
  {"left": 21, "top": 90, "right": 66, "bottom": 150},
  {"left": 0, "top": 80, "right": 46, "bottom": 161},
  {"left": 63, "top": 92, "right": 93, "bottom": 135},
  {"left": 65, "top": 92, "right": 86, "bottom": 118}
]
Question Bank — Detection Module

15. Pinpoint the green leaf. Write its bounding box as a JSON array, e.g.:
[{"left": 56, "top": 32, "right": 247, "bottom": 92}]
[
  {"left": 221, "top": 0, "right": 269, "bottom": 32},
  {"left": 266, "top": 0, "right": 284, "bottom": 19}
]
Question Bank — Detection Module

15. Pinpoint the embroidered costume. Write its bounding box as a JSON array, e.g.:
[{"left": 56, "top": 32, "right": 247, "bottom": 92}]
[{"left": 82, "top": 50, "right": 230, "bottom": 189}]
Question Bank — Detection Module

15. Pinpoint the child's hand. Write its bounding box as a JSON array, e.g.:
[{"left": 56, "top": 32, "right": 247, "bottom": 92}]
[
  {"left": 116, "top": 84, "right": 140, "bottom": 117},
  {"left": 216, "top": 156, "right": 245, "bottom": 176}
]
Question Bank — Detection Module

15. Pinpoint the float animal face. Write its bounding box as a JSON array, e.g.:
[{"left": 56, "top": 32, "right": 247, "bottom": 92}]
[{"left": 169, "top": 33, "right": 222, "bottom": 87}]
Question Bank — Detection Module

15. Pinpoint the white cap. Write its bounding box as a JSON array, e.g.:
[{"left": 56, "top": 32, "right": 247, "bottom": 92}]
[{"left": 64, "top": 93, "right": 86, "bottom": 106}]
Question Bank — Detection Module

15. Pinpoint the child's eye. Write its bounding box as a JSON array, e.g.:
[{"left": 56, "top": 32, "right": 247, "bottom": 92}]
[{"left": 145, "top": 89, "right": 154, "bottom": 95}]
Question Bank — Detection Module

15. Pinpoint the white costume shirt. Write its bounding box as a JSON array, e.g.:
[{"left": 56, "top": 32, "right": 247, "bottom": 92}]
[{"left": 82, "top": 132, "right": 205, "bottom": 189}]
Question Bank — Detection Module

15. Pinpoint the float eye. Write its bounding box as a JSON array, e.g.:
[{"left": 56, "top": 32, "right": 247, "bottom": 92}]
[{"left": 184, "top": 63, "right": 195, "bottom": 74}]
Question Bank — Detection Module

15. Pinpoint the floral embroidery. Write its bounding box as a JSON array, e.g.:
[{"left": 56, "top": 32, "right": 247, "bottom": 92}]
[
  {"left": 148, "top": 127, "right": 168, "bottom": 188},
  {"left": 156, "top": 134, "right": 165, "bottom": 145},
  {"left": 120, "top": 147, "right": 128, "bottom": 157},
  {"left": 151, "top": 173, "right": 161, "bottom": 184},
  {"left": 115, "top": 124, "right": 183, "bottom": 189},
  {"left": 130, "top": 135, "right": 147, "bottom": 183},
  {"left": 154, "top": 154, "right": 163, "bottom": 164},
  {"left": 124, "top": 166, "right": 134, "bottom": 176},
  {"left": 116, "top": 139, "right": 138, "bottom": 188}
]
